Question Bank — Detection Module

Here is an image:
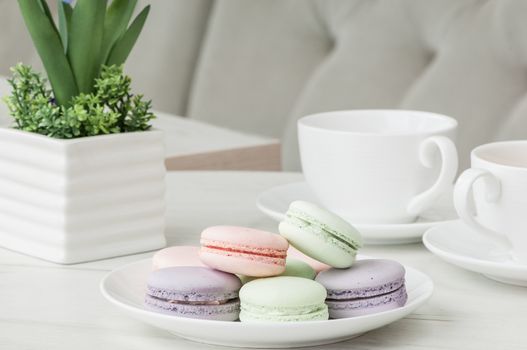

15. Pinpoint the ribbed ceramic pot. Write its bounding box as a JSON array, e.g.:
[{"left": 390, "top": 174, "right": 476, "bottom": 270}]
[{"left": 0, "top": 128, "right": 166, "bottom": 264}]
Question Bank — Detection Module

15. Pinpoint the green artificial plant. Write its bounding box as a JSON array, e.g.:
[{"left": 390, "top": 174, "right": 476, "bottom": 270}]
[{"left": 4, "top": 0, "right": 154, "bottom": 139}]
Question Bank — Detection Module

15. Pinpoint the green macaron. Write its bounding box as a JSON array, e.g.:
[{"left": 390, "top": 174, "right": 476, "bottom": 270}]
[
  {"left": 239, "top": 258, "right": 316, "bottom": 284},
  {"left": 279, "top": 200, "right": 363, "bottom": 268},
  {"left": 239, "top": 276, "right": 328, "bottom": 322}
]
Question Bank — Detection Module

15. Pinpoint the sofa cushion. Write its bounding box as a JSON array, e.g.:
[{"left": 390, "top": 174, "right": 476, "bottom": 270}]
[{"left": 189, "top": 0, "right": 527, "bottom": 170}]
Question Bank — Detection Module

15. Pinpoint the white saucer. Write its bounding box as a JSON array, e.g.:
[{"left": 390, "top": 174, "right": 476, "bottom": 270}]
[
  {"left": 423, "top": 220, "right": 527, "bottom": 287},
  {"left": 100, "top": 258, "right": 433, "bottom": 348},
  {"left": 257, "top": 182, "right": 457, "bottom": 245}
]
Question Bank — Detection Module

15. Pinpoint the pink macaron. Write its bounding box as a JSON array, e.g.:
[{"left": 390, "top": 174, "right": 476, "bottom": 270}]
[
  {"left": 199, "top": 226, "right": 289, "bottom": 277},
  {"left": 152, "top": 246, "right": 206, "bottom": 270}
]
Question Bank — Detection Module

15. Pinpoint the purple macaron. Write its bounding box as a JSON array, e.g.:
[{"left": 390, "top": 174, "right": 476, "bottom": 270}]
[
  {"left": 315, "top": 259, "right": 407, "bottom": 318},
  {"left": 145, "top": 266, "right": 242, "bottom": 321}
]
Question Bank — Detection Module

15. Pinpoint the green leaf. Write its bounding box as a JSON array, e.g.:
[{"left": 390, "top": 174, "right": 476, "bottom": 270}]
[
  {"left": 37, "top": 0, "right": 63, "bottom": 49},
  {"left": 57, "top": 0, "right": 72, "bottom": 54},
  {"left": 6, "top": 64, "right": 154, "bottom": 138},
  {"left": 101, "top": 0, "right": 138, "bottom": 64},
  {"left": 36, "top": 0, "right": 54, "bottom": 26},
  {"left": 106, "top": 5, "right": 150, "bottom": 66},
  {"left": 17, "top": 0, "right": 78, "bottom": 106},
  {"left": 68, "top": 0, "right": 107, "bottom": 93}
]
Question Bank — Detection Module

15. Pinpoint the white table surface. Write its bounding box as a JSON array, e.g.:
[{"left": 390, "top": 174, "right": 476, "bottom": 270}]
[
  {"left": 152, "top": 112, "right": 276, "bottom": 157},
  {"left": 0, "top": 171, "right": 525, "bottom": 349}
]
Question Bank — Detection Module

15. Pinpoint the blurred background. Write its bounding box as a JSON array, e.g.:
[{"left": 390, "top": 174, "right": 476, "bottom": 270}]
[{"left": 2, "top": 0, "right": 527, "bottom": 170}]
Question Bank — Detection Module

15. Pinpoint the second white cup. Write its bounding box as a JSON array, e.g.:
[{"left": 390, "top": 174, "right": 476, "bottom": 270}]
[
  {"left": 298, "top": 110, "right": 458, "bottom": 224},
  {"left": 454, "top": 141, "right": 527, "bottom": 264}
]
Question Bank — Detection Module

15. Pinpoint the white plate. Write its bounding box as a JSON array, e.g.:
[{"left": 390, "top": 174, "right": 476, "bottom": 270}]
[
  {"left": 100, "top": 259, "right": 433, "bottom": 348},
  {"left": 423, "top": 220, "right": 527, "bottom": 287},
  {"left": 257, "top": 182, "right": 458, "bottom": 245}
]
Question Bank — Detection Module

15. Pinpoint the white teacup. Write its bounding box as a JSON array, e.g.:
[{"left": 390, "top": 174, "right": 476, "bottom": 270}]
[
  {"left": 298, "top": 110, "right": 458, "bottom": 224},
  {"left": 454, "top": 141, "right": 527, "bottom": 264}
]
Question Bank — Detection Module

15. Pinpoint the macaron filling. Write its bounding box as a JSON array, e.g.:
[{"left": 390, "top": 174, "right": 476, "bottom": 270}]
[
  {"left": 201, "top": 238, "right": 287, "bottom": 265},
  {"left": 148, "top": 294, "right": 239, "bottom": 306},
  {"left": 325, "top": 277, "right": 405, "bottom": 300},
  {"left": 146, "top": 286, "right": 239, "bottom": 303},
  {"left": 326, "top": 284, "right": 406, "bottom": 302},
  {"left": 325, "top": 285, "right": 407, "bottom": 312},
  {"left": 145, "top": 287, "right": 242, "bottom": 319},
  {"left": 241, "top": 302, "right": 326, "bottom": 315},
  {"left": 240, "top": 302, "right": 328, "bottom": 321},
  {"left": 284, "top": 211, "right": 360, "bottom": 254}
]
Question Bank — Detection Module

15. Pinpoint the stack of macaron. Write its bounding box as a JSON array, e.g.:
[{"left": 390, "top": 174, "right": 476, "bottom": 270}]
[{"left": 144, "top": 200, "right": 407, "bottom": 322}]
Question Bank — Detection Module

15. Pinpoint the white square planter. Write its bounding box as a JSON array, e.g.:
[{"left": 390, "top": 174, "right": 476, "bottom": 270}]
[{"left": 0, "top": 128, "right": 167, "bottom": 264}]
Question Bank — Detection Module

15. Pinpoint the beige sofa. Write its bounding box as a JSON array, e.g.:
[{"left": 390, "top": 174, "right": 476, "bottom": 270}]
[{"left": 2, "top": 0, "right": 527, "bottom": 170}]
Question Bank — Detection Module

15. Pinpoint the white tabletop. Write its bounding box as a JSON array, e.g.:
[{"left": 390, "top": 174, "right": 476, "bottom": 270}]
[{"left": 0, "top": 171, "right": 525, "bottom": 349}]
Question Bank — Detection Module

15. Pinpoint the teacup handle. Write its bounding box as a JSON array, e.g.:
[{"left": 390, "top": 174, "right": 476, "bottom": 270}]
[
  {"left": 407, "top": 136, "right": 458, "bottom": 216},
  {"left": 453, "top": 168, "right": 511, "bottom": 250}
]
